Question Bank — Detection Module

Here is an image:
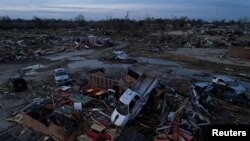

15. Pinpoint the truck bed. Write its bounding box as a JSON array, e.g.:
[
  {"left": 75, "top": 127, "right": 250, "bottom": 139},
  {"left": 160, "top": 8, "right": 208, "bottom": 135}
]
[{"left": 132, "top": 73, "right": 156, "bottom": 94}]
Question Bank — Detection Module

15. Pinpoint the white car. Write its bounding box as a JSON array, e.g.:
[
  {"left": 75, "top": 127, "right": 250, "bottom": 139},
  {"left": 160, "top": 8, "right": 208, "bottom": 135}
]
[
  {"left": 54, "top": 68, "right": 71, "bottom": 86},
  {"left": 212, "top": 75, "right": 247, "bottom": 95}
]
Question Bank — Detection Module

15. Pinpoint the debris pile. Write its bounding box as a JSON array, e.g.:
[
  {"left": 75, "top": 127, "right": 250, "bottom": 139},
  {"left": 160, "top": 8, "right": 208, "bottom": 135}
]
[
  {"left": 0, "top": 31, "right": 116, "bottom": 63},
  {"left": 0, "top": 67, "right": 249, "bottom": 141}
]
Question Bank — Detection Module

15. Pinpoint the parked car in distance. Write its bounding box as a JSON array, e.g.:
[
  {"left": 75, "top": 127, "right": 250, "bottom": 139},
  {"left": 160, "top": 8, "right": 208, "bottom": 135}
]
[
  {"left": 212, "top": 75, "right": 247, "bottom": 95},
  {"left": 54, "top": 68, "right": 71, "bottom": 86}
]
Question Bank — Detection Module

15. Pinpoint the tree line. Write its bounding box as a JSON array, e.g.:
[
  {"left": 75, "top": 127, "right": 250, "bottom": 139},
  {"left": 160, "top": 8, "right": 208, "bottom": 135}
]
[{"left": 0, "top": 14, "right": 249, "bottom": 30}]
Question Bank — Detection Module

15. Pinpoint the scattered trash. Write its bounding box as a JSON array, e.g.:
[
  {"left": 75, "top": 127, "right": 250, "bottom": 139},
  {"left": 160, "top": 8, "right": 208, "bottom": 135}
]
[
  {"left": 212, "top": 75, "right": 247, "bottom": 95},
  {"left": 113, "top": 51, "right": 129, "bottom": 60},
  {"left": 1, "top": 68, "right": 250, "bottom": 141}
]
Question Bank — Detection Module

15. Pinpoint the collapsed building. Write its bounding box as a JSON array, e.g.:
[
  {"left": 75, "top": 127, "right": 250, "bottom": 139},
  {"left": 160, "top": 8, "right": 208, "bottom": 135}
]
[{"left": 0, "top": 33, "right": 115, "bottom": 63}]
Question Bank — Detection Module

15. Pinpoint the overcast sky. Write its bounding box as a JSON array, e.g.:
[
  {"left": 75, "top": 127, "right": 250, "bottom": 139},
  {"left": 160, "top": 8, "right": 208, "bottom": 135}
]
[{"left": 0, "top": 0, "right": 249, "bottom": 21}]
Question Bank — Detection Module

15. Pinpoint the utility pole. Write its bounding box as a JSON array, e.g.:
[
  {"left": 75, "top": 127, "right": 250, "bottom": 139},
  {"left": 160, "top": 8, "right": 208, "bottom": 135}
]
[{"left": 125, "top": 11, "right": 129, "bottom": 20}]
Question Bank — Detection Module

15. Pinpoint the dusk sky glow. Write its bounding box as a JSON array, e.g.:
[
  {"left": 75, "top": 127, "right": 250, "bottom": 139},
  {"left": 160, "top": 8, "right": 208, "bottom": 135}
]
[{"left": 0, "top": 0, "right": 249, "bottom": 21}]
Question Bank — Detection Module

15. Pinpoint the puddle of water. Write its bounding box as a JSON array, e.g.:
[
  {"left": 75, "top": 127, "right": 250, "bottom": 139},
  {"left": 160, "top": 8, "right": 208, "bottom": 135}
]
[
  {"left": 22, "top": 64, "right": 47, "bottom": 70},
  {"left": 135, "top": 57, "right": 184, "bottom": 67},
  {"left": 44, "top": 54, "right": 69, "bottom": 61},
  {"left": 43, "top": 50, "right": 94, "bottom": 61},
  {"left": 67, "top": 56, "right": 86, "bottom": 61},
  {"left": 68, "top": 59, "right": 132, "bottom": 69},
  {"left": 22, "top": 64, "right": 48, "bottom": 76}
]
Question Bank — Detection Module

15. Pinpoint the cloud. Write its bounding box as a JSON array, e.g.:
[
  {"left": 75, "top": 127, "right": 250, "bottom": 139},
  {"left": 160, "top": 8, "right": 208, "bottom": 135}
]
[
  {"left": 0, "top": 3, "right": 180, "bottom": 12},
  {"left": 0, "top": 0, "right": 249, "bottom": 20}
]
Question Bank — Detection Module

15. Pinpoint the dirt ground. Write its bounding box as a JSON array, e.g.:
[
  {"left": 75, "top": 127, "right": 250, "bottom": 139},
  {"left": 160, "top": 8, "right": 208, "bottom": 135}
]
[{"left": 169, "top": 48, "right": 250, "bottom": 67}]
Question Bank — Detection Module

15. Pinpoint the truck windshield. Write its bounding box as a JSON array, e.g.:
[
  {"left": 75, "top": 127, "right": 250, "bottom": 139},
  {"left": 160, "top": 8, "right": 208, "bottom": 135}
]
[{"left": 116, "top": 101, "right": 128, "bottom": 115}]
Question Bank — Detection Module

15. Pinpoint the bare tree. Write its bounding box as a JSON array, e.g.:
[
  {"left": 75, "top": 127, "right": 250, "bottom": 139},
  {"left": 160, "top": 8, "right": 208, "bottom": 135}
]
[
  {"left": 75, "top": 14, "right": 85, "bottom": 26},
  {"left": 125, "top": 11, "right": 129, "bottom": 20}
]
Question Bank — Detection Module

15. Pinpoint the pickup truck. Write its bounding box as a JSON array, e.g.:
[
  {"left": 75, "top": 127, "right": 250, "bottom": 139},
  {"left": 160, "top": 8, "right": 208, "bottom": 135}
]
[{"left": 111, "top": 73, "right": 159, "bottom": 126}]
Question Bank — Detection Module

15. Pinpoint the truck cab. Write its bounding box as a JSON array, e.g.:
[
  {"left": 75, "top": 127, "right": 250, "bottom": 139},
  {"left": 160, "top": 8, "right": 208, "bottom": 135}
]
[
  {"left": 111, "top": 73, "right": 159, "bottom": 126},
  {"left": 111, "top": 89, "right": 141, "bottom": 126}
]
